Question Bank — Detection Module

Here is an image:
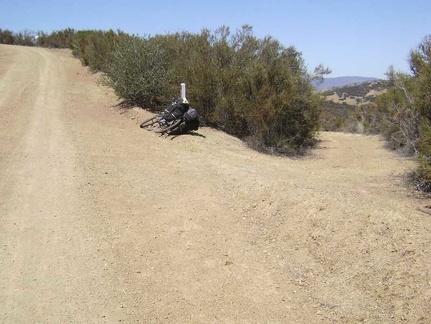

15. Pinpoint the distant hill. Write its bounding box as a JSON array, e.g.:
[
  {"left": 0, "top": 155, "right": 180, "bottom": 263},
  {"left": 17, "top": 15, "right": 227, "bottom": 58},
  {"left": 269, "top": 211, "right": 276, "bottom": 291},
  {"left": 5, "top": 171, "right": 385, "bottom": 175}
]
[
  {"left": 319, "top": 79, "right": 390, "bottom": 132},
  {"left": 323, "top": 79, "right": 390, "bottom": 106},
  {"left": 314, "top": 76, "right": 380, "bottom": 92}
]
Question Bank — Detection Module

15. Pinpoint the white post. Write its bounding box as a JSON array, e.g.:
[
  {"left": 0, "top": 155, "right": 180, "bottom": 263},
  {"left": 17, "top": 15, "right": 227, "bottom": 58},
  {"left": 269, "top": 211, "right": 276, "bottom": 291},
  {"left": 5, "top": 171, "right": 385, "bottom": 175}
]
[{"left": 181, "top": 83, "right": 186, "bottom": 100}]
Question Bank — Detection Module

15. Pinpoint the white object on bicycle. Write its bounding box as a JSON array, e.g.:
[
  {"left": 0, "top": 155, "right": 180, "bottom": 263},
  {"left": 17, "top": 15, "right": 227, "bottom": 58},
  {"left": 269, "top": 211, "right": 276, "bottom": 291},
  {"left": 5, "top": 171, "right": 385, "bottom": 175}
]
[{"left": 181, "top": 83, "right": 188, "bottom": 104}]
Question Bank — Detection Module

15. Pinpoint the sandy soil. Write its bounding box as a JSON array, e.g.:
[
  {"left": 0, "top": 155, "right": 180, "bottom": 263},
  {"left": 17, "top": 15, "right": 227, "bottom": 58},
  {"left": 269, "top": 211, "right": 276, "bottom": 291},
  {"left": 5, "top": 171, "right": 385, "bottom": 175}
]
[{"left": 0, "top": 45, "right": 430, "bottom": 323}]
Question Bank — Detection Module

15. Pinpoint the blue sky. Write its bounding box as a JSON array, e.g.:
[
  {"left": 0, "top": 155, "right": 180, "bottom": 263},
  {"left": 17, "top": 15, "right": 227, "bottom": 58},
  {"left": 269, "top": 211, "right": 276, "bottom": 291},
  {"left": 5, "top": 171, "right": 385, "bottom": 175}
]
[{"left": 1, "top": 0, "right": 430, "bottom": 78}]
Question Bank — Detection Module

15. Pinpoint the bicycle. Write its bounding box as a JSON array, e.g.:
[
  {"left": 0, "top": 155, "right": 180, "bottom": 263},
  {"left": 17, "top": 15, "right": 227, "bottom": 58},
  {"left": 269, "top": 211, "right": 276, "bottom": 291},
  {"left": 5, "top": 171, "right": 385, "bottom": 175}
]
[
  {"left": 140, "top": 84, "right": 199, "bottom": 135},
  {"left": 139, "top": 112, "right": 184, "bottom": 134}
]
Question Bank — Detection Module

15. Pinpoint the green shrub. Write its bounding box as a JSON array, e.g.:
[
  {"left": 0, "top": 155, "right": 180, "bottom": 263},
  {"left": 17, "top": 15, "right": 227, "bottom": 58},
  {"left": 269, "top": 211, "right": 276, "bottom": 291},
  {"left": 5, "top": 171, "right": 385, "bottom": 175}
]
[
  {"left": 102, "top": 36, "right": 172, "bottom": 108},
  {"left": 37, "top": 28, "right": 75, "bottom": 48},
  {"left": 0, "top": 29, "right": 15, "bottom": 44},
  {"left": 414, "top": 119, "right": 431, "bottom": 191},
  {"left": 71, "top": 29, "right": 125, "bottom": 72},
  {"left": 410, "top": 36, "right": 431, "bottom": 189},
  {"left": 367, "top": 35, "right": 431, "bottom": 190},
  {"left": 149, "top": 26, "right": 324, "bottom": 154},
  {"left": 374, "top": 70, "right": 419, "bottom": 154}
]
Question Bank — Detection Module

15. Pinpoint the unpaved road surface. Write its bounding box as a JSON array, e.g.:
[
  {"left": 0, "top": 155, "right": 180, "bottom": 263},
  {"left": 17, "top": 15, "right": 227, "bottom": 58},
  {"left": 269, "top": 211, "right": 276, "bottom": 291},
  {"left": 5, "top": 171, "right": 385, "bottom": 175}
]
[{"left": 1, "top": 45, "right": 430, "bottom": 323}]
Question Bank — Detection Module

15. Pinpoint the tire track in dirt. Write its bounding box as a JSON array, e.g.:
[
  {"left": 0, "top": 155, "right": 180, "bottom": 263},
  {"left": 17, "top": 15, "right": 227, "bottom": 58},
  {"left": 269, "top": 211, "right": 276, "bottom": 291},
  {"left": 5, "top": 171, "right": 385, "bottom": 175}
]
[{"left": 0, "top": 46, "right": 123, "bottom": 323}]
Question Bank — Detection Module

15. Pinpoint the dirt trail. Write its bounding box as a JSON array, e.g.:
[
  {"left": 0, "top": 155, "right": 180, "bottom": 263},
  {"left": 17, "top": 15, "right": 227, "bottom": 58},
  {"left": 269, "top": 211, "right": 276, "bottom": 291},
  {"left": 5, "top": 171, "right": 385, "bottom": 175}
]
[{"left": 0, "top": 45, "right": 430, "bottom": 323}]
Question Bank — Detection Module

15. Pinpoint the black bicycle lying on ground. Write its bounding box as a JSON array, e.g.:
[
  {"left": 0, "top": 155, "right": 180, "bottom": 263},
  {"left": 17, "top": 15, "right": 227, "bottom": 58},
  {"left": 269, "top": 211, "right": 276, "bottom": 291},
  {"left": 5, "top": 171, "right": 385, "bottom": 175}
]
[{"left": 140, "top": 97, "right": 200, "bottom": 135}]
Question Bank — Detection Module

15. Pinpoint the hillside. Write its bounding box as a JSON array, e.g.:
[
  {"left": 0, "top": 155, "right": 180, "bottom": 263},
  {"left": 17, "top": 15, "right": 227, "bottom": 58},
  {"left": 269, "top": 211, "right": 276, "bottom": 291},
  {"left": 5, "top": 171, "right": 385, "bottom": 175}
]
[
  {"left": 323, "top": 79, "right": 390, "bottom": 106},
  {"left": 319, "top": 80, "right": 391, "bottom": 132},
  {"left": 314, "top": 76, "right": 380, "bottom": 92},
  {"left": 1, "top": 45, "right": 430, "bottom": 323}
]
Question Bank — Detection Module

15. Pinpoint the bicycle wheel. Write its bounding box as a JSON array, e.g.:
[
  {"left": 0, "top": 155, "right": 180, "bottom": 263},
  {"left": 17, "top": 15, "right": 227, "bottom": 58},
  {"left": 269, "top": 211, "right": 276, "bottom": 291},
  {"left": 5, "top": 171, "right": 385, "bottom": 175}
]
[
  {"left": 140, "top": 115, "right": 162, "bottom": 129},
  {"left": 154, "top": 119, "right": 182, "bottom": 134}
]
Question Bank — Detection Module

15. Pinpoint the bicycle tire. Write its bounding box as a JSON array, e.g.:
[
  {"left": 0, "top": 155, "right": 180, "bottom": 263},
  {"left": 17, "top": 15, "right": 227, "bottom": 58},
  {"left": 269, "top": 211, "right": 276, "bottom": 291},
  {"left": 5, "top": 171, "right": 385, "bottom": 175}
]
[
  {"left": 154, "top": 119, "right": 182, "bottom": 134},
  {"left": 140, "top": 115, "right": 162, "bottom": 129}
]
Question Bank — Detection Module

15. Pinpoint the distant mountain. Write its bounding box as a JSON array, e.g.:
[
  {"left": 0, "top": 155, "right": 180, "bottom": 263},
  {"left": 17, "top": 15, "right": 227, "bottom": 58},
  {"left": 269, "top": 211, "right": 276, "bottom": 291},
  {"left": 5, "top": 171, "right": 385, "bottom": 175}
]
[
  {"left": 314, "top": 76, "right": 380, "bottom": 92},
  {"left": 323, "top": 79, "right": 390, "bottom": 106}
]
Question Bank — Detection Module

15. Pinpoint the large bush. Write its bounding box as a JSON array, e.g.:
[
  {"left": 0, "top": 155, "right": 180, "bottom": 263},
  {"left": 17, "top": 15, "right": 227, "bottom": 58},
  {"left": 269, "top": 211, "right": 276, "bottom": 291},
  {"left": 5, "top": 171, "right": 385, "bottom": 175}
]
[
  {"left": 0, "top": 29, "right": 15, "bottom": 44},
  {"left": 363, "top": 35, "right": 431, "bottom": 190},
  {"left": 0, "top": 27, "right": 76, "bottom": 48},
  {"left": 37, "top": 28, "right": 75, "bottom": 48},
  {"left": 410, "top": 36, "right": 431, "bottom": 189},
  {"left": 149, "top": 26, "right": 327, "bottom": 154},
  {"left": 101, "top": 36, "right": 172, "bottom": 108},
  {"left": 0, "top": 29, "right": 34, "bottom": 45},
  {"left": 71, "top": 29, "right": 126, "bottom": 72},
  {"left": 373, "top": 74, "right": 419, "bottom": 154}
]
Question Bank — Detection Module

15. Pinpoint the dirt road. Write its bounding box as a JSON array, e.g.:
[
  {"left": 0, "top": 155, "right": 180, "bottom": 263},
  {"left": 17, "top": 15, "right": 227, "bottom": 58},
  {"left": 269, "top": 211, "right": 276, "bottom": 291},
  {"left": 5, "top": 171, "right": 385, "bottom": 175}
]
[{"left": 0, "top": 45, "right": 430, "bottom": 323}]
